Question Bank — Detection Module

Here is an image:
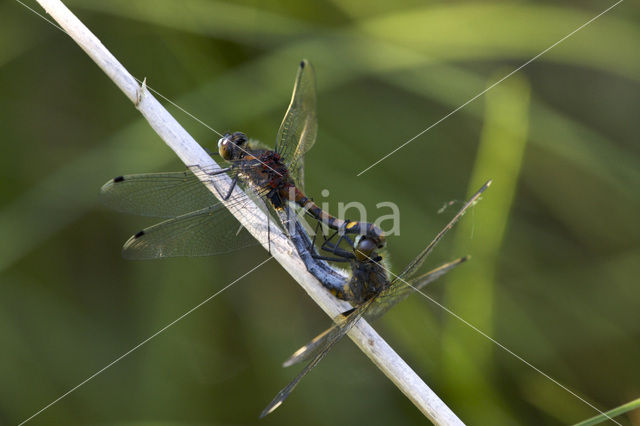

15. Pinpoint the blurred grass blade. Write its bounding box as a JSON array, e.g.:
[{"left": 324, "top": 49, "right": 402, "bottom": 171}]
[
  {"left": 70, "top": 0, "right": 639, "bottom": 81},
  {"left": 441, "top": 71, "right": 531, "bottom": 424},
  {"left": 572, "top": 397, "right": 640, "bottom": 426},
  {"left": 357, "top": 3, "right": 638, "bottom": 81},
  {"left": 72, "top": 0, "right": 640, "bottom": 199},
  {"left": 0, "top": 122, "right": 175, "bottom": 272},
  {"left": 0, "top": 3, "right": 47, "bottom": 67},
  {"left": 66, "top": 0, "right": 311, "bottom": 44},
  {"left": 71, "top": 0, "right": 640, "bottom": 201}
]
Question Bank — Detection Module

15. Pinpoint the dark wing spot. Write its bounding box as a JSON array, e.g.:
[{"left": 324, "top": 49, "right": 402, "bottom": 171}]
[
  {"left": 113, "top": 176, "right": 125, "bottom": 182},
  {"left": 341, "top": 307, "right": 356, "bottom": 317},
  {"left": 299, "top": 60, "right": 305, "bottom": 68},
  {"left": 134, "top": 230, "right": 145, "bottom": 238}
]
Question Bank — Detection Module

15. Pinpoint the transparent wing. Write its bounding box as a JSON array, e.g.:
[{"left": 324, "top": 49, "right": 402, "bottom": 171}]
[
  {"left": 245, "top": 179, "right": 285, "bottom": 233},
  {"left": 283, "top": 257, "right": 467, "bottom": 368},
  {"left": 122, "top": 203, "right": 259, "bottom": 260},
  {"left": 365, "top": 256, "right": 468, "bottom": 322},
  {"left": 190, "top": 163, "right": 280, "bottom": 234},
  {"left": 399, "top": 180, "right": 492, "bottom": 281},
  {"left": 275, "top": 59, "right": 317, "bottom": 191},
  {"left": 100, "top": 171, "right": 218, "bottom": 218},
  {"left": 106, "top": 162, "right": 288, "bottom": 259},
  {"left": 260, "top": 298, "right": 375, "bottom": 418},
  {"left": 247, "top": 138, "right": 272, "bottom": 151},
  {"left": 282, "top": 324, "right": 333, "bottom": 368}
]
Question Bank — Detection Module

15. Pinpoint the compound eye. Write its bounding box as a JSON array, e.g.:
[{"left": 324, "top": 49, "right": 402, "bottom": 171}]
[
  {"left": 355, "top": 238, "right": 377, "bottom": 261},
  {"left": 218, "top": 136, "right": 232, "bottom": 160},
  {"left": 232, "top": 132, "right": 247, "bottom": 146},
  {"left": 230, "top": 132, "right": 247, "bottom": 146},
  {"left": 218, "top": 133, "right": 232, "bottom": 147}
]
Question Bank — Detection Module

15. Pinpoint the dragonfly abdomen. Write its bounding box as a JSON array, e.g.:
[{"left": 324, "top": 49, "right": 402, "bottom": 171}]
[
  {"left": 294, "top": 188, "right": 386, "bottom": 244},
  {"left": 291, "top": 187, "right": 346, "bottom": 230}
]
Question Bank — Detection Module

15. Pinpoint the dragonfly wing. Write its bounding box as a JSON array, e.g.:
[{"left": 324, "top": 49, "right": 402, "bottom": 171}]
[
  {"left": 282, "top": 318, "right": 338, "bottom": 368},
  {"left": 399, "top": 180, "right": 491, "bottom": 281},
  {"left": 365, "top": 257, "right": 468, "bottom": 323},
  {"left": 276, "top": 59, "right": 317, "bottom": 191},
  {"left": 283, "top": 258, "right": 467, "bottom": 368},
  {"left": 261, "top": 299, "right": 373, "bottom": 418},
  {"left": 245, "top": 180, "right": 285, "bottom": 232},
  {"left": 190, "top": 163, "right": 287, "bottom": 245},
  {"left": 122, "top": 203, "right": 258, "bottom": 259},
  {"left": 100, "top": 171, "right": 218, "bottom": 218}
]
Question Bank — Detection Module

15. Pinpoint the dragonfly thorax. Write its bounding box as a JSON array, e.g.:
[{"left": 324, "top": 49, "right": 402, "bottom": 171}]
[
  {"left": 347, "top": 258, "right": 390, "bottom": 304},
  {"left": 261, "top": 152, "right": 295, "bottom": 207}
]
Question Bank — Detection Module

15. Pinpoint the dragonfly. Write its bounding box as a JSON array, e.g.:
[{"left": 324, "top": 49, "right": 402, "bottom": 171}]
[
  {"left": 260, "top": 180, "right": 492, "bottom": 417},
  {"left": 100, "top": 60, "right": 384, "bottom": 269}
]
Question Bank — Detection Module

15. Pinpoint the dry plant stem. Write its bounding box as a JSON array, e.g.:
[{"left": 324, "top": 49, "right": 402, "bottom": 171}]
[{"left": 34, "top": 1, "right": 465, "bottom": 424}]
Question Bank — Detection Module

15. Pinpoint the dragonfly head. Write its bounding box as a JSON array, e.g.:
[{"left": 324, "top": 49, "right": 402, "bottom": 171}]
[
  {"left": 218, "top": 132, "right": 248, "bottom": 161},
  {"left": 353, "top": 233, "right": 385, "bottom": 262}
]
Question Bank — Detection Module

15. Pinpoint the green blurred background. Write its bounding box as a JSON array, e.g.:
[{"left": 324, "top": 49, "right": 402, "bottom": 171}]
[{"left": 1, "top": 0, "right": 639, "bottom": 425}]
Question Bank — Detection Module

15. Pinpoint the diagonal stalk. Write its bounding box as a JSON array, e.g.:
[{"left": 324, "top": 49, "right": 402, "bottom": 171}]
[{"left": 31, "top": 1, "right": 465, "bottom": 424}]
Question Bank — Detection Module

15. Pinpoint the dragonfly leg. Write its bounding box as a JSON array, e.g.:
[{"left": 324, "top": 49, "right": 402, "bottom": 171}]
[
  {"left": 222, "top": 175, "right": 239, "bottom": 200},
  {"left": 318, "top": 240, "right": 354, "bottom": 261},
  {"left": 324, "top": 227, "right": 357, "bottom": 250},
  {"left": 206, "top": 166, "right": 231, "bottom": 175},
  {"left": 310, "top": 221, "right": 320, "bottom": 248},
  {"left": 203, "top": 147, "right": 219, "bottom": 157},
  {"left": 307, "top": 223, "right": 354, "bottom": 261},
  {"left": 315, "top": 228, "right": 339, "bottom": 250},
  {"left": 332, "top": 233, "right": 354, "bottom": 251},
  {"left": 267, "top": 208, "right": 272, "bottom": 254},
  {"left": 304, "top": 221, "right": 327, "bottom": 257},
  {"left": 307, "top": 221, "right": 327, "bottom": 256},
  {"left": 311, "top": 254, "right": 351, "bottom": 263}
]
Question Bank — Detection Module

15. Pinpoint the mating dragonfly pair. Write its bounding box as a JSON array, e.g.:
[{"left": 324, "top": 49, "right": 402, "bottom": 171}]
[{"left": 100, "top": 60, "right": 491, "bottom": 417}]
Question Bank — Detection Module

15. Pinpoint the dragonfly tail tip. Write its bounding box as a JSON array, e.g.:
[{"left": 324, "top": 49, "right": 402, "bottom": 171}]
[{"left": 259, "top": 399, "right": 283, "bottom": 418}]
